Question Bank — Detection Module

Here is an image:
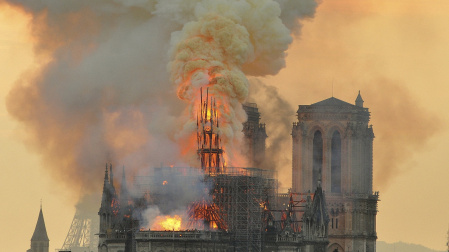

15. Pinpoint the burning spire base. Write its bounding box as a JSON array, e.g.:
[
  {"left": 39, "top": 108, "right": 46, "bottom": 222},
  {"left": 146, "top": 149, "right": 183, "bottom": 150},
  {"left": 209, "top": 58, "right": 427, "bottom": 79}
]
[{"left": 197, "top": 87, "right": 225, "bottom": 174}]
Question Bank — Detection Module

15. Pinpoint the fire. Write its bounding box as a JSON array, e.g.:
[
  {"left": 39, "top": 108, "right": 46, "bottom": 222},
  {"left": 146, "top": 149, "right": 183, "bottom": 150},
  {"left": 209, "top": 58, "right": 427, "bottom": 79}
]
[
  {"left": 152, "top": 215, "right": 182, "bottom": 231},
  {"left": 171, "top": 15, "right": 252, "bottom": 167},
  {"left": 162, "top": 180, "right": 168, "bottom": 185},
  {"left": 188, "top": 200, "right": 226, "bottom": 230}
]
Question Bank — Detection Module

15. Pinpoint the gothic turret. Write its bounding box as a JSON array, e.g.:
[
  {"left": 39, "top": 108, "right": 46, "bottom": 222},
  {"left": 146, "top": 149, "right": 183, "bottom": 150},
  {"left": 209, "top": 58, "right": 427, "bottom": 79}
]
[
  {"left": 99, "top": 164, "right": 118, "bottom": 233},
  {"left": 355, "top": 90, "right": 364, "bottom": 107},
  {"left": 243, "top": 103, "right": 267, "bottom": 168},
  {"left": 109, "top": 164, "right": 114, "bottom": 188},
  {"left": 100, "top": 164, "right": 109, "bottom": 209},
  {"left": 29, "top": 205, "right": 49, "bottom": 252},
  {"left": 302, "top": 182, "right": 329, "bottom": 240}
]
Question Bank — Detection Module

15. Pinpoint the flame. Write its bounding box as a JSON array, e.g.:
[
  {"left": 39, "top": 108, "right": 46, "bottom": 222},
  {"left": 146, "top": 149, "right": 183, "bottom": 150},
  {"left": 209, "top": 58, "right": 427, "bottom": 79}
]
[
  {"left": 162, "top": 180, "right": 168, "bottom": 185},
  {"left": 152, "top": 215, "right": 182, "bottom": 231},
  {"left": 111, "top": 197, "right": 119, "bottom": 216},
  {"left": 171, "top": 15, "right": 251, "bottom": 167},
  {"left": 188, "top": 200, "right": 227, "bottom": 230}
]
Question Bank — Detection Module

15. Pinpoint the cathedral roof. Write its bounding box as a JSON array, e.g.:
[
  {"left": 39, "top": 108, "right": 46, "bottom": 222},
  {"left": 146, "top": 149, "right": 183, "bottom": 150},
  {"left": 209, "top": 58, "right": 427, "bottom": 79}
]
[
  {"left": 310, "top": 97, "right": 357, "bottom": 108},
  {"left": 296, "top": 95, "right": 371, "bottom": 123},
  {"left": 31, "top": 207, "right": 49, "bottom": 241}
]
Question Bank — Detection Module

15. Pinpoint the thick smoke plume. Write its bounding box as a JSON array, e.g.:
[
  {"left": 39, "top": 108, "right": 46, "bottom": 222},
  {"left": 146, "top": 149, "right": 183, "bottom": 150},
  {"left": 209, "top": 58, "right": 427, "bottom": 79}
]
[
  {"left": 169, "top": 0, "right": 318, "bottom": 165},
  {"left": 4, "top": 0, "right": 319, "bottom": 203},
  {"left": 247, "top": 78, "right": 295, "bottom": 189}
]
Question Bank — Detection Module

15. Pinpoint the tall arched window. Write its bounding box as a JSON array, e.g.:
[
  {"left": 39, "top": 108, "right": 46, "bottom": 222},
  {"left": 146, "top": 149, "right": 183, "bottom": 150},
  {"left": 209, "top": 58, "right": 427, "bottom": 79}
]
[
  {"left": 313, "top": 130, "right": 323, "bottom": 189},
  {"left": 331, "top": 131, "right": 342, "bottom": 193}
]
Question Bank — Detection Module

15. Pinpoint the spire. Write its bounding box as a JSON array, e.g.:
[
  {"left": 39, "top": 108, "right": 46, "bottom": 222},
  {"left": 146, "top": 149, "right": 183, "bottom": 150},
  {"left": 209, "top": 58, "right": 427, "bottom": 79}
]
[
  {"left": 355, "top": 90, "right": 364, "bottom": 107},
  {"left": 104, "top": 163, "right": 109, "bottom": 185},
  {"left": 31, "top": 206, "right": 49, "bottom": 241},
  {"left": 100, "top": 164, "right": 110, "bottom": 209},
  {"left": 109, "top": 163, "right": 114, "bottom": 188}
]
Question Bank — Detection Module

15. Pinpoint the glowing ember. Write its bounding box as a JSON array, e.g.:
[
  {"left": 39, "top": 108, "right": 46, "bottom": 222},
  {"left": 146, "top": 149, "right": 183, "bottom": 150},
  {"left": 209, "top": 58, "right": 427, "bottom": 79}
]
[
  {"left": 152, "top": 215, "right": 182, "bottom": 231},
  {"left": 162, "top": 180, "right": 168, "bottom": 185}
]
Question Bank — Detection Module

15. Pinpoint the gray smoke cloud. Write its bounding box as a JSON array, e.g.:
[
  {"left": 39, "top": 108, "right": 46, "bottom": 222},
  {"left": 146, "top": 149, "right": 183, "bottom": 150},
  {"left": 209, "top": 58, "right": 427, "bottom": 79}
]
[
  {"left": 247, "top": 78, "right": 295, "bottom": 189},
  {"left": 4, "top": 0, "right": 320, "bottom": 203},
  {"left": 131, "top": 166, "right": 211, "bottom": 230}
]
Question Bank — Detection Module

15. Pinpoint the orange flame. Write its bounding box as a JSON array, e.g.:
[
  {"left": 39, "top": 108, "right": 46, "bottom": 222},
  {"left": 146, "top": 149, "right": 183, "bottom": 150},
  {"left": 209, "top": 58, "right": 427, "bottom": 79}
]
[
  {"left": 162, "top": 180, "right": 168, "bottom": 185},
  {"left": 152, "top": 215, "right": 182, "bottom": 231}
]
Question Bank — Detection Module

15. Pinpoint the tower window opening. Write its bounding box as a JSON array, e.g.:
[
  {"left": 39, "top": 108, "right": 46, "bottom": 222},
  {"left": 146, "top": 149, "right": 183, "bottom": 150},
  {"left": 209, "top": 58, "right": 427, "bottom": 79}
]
[
  {"left": 313, "top": 130, "right": 323, "bottom": 189},
  {"left": 331, "top": 131, "right": 342, "bottom": 193}
]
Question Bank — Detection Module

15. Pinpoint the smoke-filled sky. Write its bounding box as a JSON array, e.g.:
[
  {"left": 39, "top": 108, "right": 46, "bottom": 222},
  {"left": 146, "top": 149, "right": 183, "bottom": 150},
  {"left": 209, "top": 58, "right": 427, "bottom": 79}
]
[{"left": 1, "top": 0, "right": 449, "bottom": 251}]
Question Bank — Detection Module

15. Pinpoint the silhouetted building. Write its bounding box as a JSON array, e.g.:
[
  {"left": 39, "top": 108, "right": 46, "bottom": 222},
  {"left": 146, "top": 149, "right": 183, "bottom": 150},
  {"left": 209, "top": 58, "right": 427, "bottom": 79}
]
[{"left": 28, "top": 206, "right": 49, "bottom": 252}]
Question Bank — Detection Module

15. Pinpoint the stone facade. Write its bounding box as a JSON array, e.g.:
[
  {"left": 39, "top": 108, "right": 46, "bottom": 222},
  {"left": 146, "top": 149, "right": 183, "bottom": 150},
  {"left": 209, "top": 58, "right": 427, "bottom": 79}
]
[
  {"left": 243, "top": 103, "right": 267, "bottom": 168},
  {"left": 292, "top": 92, "right": 379, "bottom": 252},
  {"left": 97, "top": 165, "right": 330, "bottom": 252}
]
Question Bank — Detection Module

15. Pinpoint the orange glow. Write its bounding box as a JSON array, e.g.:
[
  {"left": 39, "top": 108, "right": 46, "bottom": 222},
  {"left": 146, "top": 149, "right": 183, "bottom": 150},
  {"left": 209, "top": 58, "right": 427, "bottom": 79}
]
[
  {"left": 188, "top": 200, "right": 226, "bottom": 230},
  {"left": 111, "top": 197, "right": 119, "bottom": 216},
  {"left": 152, "top": 215, "right": 182, "bottom": 231},
  {"left": 162, "top": 180, "right": 168, "bottom": 185}
]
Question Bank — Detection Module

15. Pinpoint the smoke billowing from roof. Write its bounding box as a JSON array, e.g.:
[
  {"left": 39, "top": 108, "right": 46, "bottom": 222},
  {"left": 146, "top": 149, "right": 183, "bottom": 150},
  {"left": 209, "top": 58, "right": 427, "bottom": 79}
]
[
  {"left": 5, "top": 0, "right": 319, "bottom": 201},
  {"left": 247, "top": 78, "right": 295, "bottom": 189}
]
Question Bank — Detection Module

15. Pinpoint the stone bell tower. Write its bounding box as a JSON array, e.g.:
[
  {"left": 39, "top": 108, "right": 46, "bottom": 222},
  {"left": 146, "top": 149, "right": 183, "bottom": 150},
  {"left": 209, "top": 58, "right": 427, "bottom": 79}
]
[{"left": 292, "top": 91, "right": 379, "bottom": 252}]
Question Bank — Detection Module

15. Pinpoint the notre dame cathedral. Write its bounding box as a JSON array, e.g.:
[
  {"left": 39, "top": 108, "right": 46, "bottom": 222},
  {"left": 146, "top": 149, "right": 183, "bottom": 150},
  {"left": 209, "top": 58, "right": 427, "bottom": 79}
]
[
  {"left": 291, "top": 92, "right": 379, "bottom": 252},
  {"left": 49, "top": 91, "right": 378, "bottom": 252}
]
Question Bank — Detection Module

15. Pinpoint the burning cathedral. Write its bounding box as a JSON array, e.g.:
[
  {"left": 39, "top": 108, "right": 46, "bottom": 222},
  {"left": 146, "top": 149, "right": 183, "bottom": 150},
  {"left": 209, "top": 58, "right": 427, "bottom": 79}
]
[{"left": 93, "top": 91, "right": 378, "bottom": 252}]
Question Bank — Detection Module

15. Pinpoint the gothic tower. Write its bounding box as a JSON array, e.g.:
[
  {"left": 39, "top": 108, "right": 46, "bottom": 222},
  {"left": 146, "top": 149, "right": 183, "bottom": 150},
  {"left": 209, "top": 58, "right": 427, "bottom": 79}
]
[
  {"left": 243, "top": 103, "right": 267, "bottom": 167},
  {"left": 292, "top": 91, "right": 379, "bottom": 252},
  {"left": 29, "top": 205, "right": 49, "bottom": 252},
  {"left": 98, "top": 164, "right": 119, "bottom": 252}
]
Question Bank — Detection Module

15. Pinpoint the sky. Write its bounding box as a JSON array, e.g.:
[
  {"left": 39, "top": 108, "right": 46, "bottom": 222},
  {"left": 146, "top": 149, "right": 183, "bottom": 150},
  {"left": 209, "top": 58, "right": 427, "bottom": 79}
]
[{"left": 1, "top": 0, "right": 449, "bottom": 252}]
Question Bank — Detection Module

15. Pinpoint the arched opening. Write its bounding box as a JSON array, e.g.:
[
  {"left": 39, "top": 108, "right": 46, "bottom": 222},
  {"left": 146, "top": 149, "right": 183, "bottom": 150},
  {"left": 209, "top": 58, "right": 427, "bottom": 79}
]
[
  {"left": 331, "top": 131, "right": 341, "bottom": 193},
  {"left": 328, "top": 243, "right": 345, "bottom": 252},
  {"left": 313, "top": 130, "right": 323, "bottom": 189}
]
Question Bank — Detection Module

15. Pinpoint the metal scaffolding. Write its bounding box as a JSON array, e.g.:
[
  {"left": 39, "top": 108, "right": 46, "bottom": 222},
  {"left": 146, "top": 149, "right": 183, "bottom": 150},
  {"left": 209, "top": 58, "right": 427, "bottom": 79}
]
[
  {"left": 209, "top": 167, "right": 277, "bottom": 252},
  {"left": 61, "top": 209, "right": 99, "bottom": 252}
]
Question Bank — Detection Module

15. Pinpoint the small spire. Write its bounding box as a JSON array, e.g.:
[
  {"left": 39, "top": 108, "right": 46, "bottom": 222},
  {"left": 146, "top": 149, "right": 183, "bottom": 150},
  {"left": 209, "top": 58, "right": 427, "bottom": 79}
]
[
  {"left": 104, "top": 163, "right": 109, "bottom": 182},
  {"left": 109, "top": 164, "right": 114, "bottom": 187},
  {"left": 31, "top": 205, "right": 49, "bottom": 241},
  {"left": 355, "top": 90, "right": 364, "bottom": 107}
]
